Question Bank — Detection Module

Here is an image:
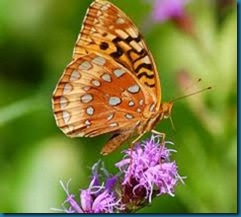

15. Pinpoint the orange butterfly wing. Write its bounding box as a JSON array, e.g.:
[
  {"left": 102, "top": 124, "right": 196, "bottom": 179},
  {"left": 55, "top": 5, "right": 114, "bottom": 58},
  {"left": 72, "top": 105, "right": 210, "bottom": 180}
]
[
  {"left": 53, "top": 53, "right": 154, "bottom": 138},
  {"left": 73, "top": 0, "right": 161, "bottom": 107},
  {"left": 52, "top": 0, "right": 163, "bottom": 154}
]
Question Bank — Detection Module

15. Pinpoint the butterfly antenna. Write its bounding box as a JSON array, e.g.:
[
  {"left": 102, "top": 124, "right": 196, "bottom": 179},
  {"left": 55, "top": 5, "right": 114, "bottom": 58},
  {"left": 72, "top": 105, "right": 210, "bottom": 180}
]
[{"left": 170, "top": 86, "right": 212, "bottom": 103}]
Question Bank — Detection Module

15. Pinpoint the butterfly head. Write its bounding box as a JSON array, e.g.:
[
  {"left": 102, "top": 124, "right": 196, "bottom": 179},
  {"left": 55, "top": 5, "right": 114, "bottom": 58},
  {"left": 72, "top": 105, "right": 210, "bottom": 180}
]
[{"left": 160, "top": 102, "right": 174, "bottom": 119}]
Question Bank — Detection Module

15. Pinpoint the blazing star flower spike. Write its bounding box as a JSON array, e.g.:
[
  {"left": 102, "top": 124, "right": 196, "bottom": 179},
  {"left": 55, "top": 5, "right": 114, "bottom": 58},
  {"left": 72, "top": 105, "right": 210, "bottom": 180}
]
[
  {"left": 58, "top": 161, "right": 124, "bottom": 213},
  {"left": 115, "top": 135, "right": 184, "bottom": 210}
]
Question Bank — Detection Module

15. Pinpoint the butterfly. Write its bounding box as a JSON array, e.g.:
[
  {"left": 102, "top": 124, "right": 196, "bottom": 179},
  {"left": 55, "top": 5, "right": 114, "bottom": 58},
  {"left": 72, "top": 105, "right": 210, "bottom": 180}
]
[{"left": 52, "top": 0, "right": 173, "bottom": 155}]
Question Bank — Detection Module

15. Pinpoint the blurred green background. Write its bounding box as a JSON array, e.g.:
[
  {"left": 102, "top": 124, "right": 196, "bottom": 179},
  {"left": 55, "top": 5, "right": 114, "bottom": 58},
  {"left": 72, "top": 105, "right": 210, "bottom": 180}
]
[{"left": 0, "top": 0, "right": 237, "bottom": 213}]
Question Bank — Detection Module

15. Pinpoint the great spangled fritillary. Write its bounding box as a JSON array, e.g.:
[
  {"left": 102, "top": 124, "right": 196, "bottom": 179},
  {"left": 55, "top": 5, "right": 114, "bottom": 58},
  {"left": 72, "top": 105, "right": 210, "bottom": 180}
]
[{"left": 52, "top": 0, "right": 173, "bottom": 155}]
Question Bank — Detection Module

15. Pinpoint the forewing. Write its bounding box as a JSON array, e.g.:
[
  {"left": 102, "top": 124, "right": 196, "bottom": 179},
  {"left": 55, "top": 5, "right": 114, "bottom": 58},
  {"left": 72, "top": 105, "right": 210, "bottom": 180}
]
[
  {"left": 52, "top": 54, "right": 153, "bottom": 138},
  {"left": 73, "top": 0, "right": 161, "bottom": 107}
]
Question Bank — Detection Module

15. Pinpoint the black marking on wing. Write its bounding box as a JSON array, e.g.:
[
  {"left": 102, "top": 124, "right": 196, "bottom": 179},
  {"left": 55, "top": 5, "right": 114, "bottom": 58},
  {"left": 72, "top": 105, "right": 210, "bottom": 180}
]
[
  {"left": 113, "top": 35, "right": 142, "bottom": 44},
  {"left": 127, "top": 49, "right": 147, "bottom": 67},
  {"left": 100, "top": 42, "right": 109, "bottom": 50},
  {"left": 135, "top": 63, "right": 153, "bottom": 73},
  {"left": 110, "top": 34, "right": 156, "bottom": 90},
  {"left": 110, "top": 45, "right": 124, "bottom": 58},
  {"left": 144, "top": 82, "right": 155, "bottom": 88},
  {"left": 137, "top": 71, "right": 155, "bottom": 79}
]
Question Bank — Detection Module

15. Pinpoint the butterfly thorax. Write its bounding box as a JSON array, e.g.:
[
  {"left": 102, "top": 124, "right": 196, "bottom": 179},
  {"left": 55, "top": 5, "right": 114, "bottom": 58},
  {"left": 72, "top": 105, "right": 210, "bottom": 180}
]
[
  {"left": 138, "top": 102, "right": 174, "bottom": 134},
  {"left": 159, "top": 102, "right": 174, "bottom": 119}
]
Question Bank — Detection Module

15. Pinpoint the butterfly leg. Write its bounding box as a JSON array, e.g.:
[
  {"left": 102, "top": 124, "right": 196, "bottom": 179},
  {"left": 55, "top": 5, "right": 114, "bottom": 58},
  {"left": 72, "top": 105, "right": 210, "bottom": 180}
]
[
  {"left": 130, "top": 133, "right": 145, "bottom": 146},
  {"left": 151, "top": 129, "right": 166, "bottom": 143},
  {"left": 129, "top": 132, "right": 144, "bottom": 156},
  {"left": 128, "top": 133, "right": 145, "bottom": 162}
]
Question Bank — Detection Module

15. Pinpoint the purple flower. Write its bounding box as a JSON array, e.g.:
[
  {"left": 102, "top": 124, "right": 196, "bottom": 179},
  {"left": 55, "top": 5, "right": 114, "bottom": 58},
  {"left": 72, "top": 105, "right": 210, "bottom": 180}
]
[
  {"left": 150, "top": 0, "right": 190, "bottom": 23},
  {"left": 54, "top": 135, "right": 184, "bottom": 213},
  {"left": 143, "top": 0, "right": 195, "bottom": 36},
  {"left": 59, "top": 161, "right": 123, "bottom": 213},
  {"left": 115, "top": 135, "right": 184, "bottom": 208}
]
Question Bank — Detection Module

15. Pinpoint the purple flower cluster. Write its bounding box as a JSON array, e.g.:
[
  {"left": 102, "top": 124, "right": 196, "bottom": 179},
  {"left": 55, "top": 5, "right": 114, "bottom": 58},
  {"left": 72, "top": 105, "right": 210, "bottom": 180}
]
[
  {"left": 57, "top": 135, "right": 184, "bottom": 213},
  {"left": 144, "top": 0, "right": 195, "bottom": 36},
  {"left": 150, "top": 0, "right": 190, "bottom": 23},
  {"left": 59, "top": 162, "right": 123, "bottom": 213},
  {"left": 116, "top": 136, "right": 183, "bottom": 202}
]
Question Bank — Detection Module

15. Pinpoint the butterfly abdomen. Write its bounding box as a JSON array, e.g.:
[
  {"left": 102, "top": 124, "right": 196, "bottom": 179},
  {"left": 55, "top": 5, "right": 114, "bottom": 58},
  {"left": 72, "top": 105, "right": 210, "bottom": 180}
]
[{"left": 101, "top": 132, "right": 133, "bottom": 155}]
